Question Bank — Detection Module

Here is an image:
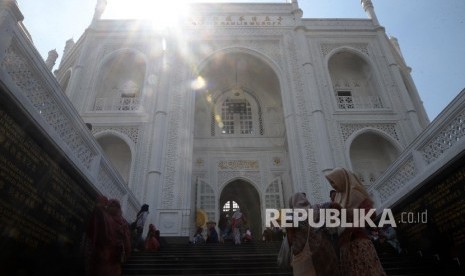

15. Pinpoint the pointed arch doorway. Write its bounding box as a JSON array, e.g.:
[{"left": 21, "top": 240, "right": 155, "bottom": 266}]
[{"left": 220, "top": 179, "right": 261, "bottom": 241}]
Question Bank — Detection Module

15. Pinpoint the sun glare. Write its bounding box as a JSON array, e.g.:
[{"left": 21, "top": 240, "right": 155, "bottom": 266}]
[
  {"left": 102, "top": 1, "right": 287, "bottom": 28},
  {"left": 191, "top": 76, "right": 206, "bottom": 90},
  {"left": 103, "top": 0, "right": 191, "bottom": 28}
]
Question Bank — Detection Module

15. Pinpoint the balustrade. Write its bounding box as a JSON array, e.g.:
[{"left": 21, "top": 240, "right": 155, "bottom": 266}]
[
  {"left": 94, "top": 96, "right": 141, "bottom": 111},
  {"left": 336, "top": 95, "right": 383, "bottom": 110}
]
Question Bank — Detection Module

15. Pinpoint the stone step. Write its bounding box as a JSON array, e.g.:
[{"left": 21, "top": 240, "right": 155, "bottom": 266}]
[
  {"left": 124, "top": 266, "right": 291, "bottom": 275},
  {"left": 122, "top": 240, "right": 463, "bottom": 276},
  {"left": 123, "top": 241, "right": 290, "bottom": 275}
]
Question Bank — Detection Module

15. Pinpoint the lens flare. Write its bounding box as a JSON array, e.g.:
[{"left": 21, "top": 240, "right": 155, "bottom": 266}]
[
  {"left": 103, "top": 0, "right": 191, "bottom": 29},
  {"left": 191, "top": 76, "right": 206, "bottom": 90}
]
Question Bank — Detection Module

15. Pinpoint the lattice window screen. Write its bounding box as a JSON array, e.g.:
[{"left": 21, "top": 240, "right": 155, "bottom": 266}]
[
  {"left": 265, "top": 177, "right": 283, "bottom": 209},
  {"left": 197, "top": 180, "right": 216, "bottom": 222}
]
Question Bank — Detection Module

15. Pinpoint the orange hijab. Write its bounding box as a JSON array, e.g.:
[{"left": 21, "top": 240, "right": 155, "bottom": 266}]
[{"left": 325, "top": 167, "right": 371, "bottom": 209}]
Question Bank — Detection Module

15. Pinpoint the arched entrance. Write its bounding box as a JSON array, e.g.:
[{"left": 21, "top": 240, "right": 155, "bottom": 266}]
[
  {"left": 191, "top": 49, "right": 289, "bottom": 240},
  {"left": 96, "top": 134, "right": 132, "bottom": 183},
  {"left": 349, "top": 131, "right": 401, "bottom": 186},
  {"left": 219, "top": 179, "right": 261, "bottom": 241}
]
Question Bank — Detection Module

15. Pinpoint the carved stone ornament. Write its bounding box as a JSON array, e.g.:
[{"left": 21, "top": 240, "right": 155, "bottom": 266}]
[
  {"left": 195, "top": 158, "right": 204, "bottom": 167},
  {"left": 272, "top": 157, "right": 281, "bottom": 167},
  {"left": 218, "top": 160, "right": 259, "bottom": 170}
]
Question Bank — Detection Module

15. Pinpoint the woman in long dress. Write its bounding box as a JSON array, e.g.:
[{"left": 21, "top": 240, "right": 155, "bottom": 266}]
[
  {"left": 325, "top": 167, "right": 386, "bottom": 276},
  {"left": 145, "top": 224, "right": 160, "bottom": 251},
  {"left": 86, "top": 198, "right": 131, "bottom": 276}
]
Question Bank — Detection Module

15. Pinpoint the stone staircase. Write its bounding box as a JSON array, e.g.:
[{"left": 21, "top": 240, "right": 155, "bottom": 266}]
[
  {"left": 122, "top": 239, "right": 463, "bottom": 276},
  {"left": 123, "top": 240, "right": 291, "bottom": 275}
]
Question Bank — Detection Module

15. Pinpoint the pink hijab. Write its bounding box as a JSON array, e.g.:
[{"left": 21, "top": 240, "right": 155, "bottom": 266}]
[{"left": 325, "top": 167, "right": 371, "bottom": 209}]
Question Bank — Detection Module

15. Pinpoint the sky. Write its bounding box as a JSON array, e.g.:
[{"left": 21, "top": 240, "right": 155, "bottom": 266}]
[{"left": 16, "top": 0, "right": 465, "bottom": 121}]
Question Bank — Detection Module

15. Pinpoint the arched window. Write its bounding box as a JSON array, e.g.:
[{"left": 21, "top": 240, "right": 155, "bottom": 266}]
[
  {"left": 265, "top": 178, "right": 283, "bottom": 209},
  {"left": 222, "top": 200, "right": 240, "bottom": 217},
  {"left": 349, "top": 131, "right": 400, "bottom": 186},
  {"left": 221, "top": 98, "right": 253, "bottom": 134},
  {"left": 328, "top": 50, "right": 383, "bottom": 110},
  {"left": 93, "top": 51, "right": 146, "bottom": 111},
  {"left": 96, "top": 134, "right": 132, "bottom": 184},
  {"left": 197, "top": 180, "right": 216, "bottom": 222},
  {"left": 211, "top": 90, "right": 263, "bottom": 136}
]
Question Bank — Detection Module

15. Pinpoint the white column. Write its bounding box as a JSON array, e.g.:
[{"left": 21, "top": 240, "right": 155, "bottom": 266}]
[
  {"left": 360, "top": 0, "right": 424, "bottom": 137},
  {"left": 145, "top": 38, "right": 171, "bottom": 226},
  {"left": 360, "top": 0, "right": 380, "bottom": 27},
  {"left": 45, "top": 49, "right": 58, "bottom": 71},
  {"left": 377, "top": 32, "right": 424, "bottom": 136},
  {"left": 293, "top": 25, "right": 335, "bottom": 173},
  {"left": 91, "top": 0, "right": 107, "bottom": 26},
  {"left": 67, "top": 30, "right": 93, "bottom": 112}
]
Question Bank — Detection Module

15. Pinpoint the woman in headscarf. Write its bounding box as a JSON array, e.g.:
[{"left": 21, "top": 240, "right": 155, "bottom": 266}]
[
  {"left": 325, "top": 167, "right": 386, "bottom": 276},
  {"left": 286, "top": 193, "right": 340, "bottom": 276},
  {"left": 132, "top": 204, "right": 149, "bottom": 251},
  {"left": 232, "top": 208, "right": 244, "bottom": 245},
  {"left": 86, "top": 197, "right": 131, "bottom": 276},
  {"left": 144, "top": 224, "right": 160, "bottom": 251}
]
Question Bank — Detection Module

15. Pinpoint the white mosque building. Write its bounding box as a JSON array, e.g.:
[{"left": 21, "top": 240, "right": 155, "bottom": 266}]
[
  {"left": 3, "top": 1, "right": 465, "bottom": 272},
  {"left": 47, "top": 0, "right": 432, "bottom": 237}
]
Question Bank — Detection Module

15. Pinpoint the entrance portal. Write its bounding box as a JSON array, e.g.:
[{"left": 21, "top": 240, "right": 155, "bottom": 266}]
[{"left": 219, "top": 180, "right": 261, "bottom": 242}]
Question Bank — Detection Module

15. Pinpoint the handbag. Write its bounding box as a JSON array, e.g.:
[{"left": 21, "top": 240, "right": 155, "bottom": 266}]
[
  {"left": 277, "top": 236, "right": 291, "bottom": 268},
  {"left": 291, "top": 227, "right": 317, "bottom": 276}
]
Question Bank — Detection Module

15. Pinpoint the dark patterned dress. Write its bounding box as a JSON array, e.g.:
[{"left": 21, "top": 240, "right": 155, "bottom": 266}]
[{"left": 338, "top": 199, "right": 386, "bottom": 276}]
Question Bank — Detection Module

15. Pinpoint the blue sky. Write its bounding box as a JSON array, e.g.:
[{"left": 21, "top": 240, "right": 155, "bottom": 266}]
[{"left": 16, "top": 0, "right": 465, "bottom": 120}]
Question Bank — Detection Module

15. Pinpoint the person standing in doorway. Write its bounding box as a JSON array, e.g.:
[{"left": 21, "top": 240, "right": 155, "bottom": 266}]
[{"left": 232, "top": 208, "right": 245, "bottom": 245}]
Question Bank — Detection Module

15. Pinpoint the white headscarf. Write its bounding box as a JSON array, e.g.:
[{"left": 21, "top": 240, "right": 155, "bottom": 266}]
[{"left": 232, "top": 209, "right": 242, "bottom": 220}]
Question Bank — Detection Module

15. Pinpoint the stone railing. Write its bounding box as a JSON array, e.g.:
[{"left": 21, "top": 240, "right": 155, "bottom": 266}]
[
  {"left": 369, "top": 89, "right": 465, "bottom": 211},
  {"left": 0, "top": 2, "right": 140, "bottom": 220},
  {"left": 94, "top": 96, "right": 141, "bottom": 111},
  {"left": 336, "top": 95, "right": 383, "bottom": 110}
]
